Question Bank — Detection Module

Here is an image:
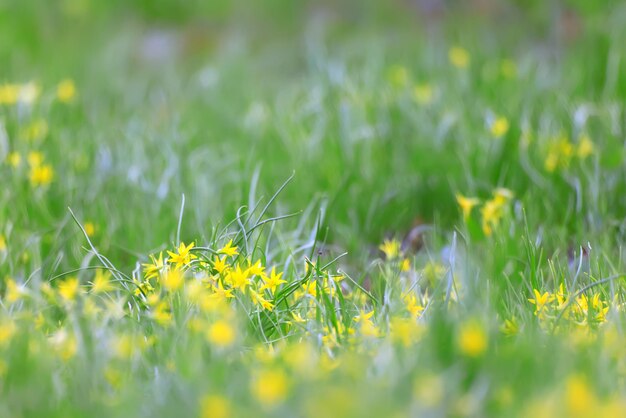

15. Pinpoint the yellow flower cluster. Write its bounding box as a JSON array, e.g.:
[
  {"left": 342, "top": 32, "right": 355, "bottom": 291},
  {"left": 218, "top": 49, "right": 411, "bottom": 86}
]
[
  {"left": 456, "top": 188, "right": 514, "bottom": 236},
  {"left": 544, "top": 133, "right": 594, "bottom": 172},
  {"left": 529, "top": 284, "right": 610, "bottom": 327}
]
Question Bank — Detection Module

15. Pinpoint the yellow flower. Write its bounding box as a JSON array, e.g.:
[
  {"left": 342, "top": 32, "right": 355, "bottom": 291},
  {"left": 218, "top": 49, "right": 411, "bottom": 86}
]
[
  {"left": 413, "top": 83, "right": 433, "bottom": 104},
  {"left": 206, "top": 320, "right": 236, "bottom": 347},
  {"left": 449, "top": 46, "right": 470, "bottom": 69},
  {"left": 0, "top": 319, "right": 16, "bottom": 346},
  {"left": 455, "top": 193, "right": 479, "bottom": 221},
  {"left": 565, "top": 375, "right": 596, "bottom": 417},
  {"left": 162, "top": 268, "right": 184, "bottom": 292},
  {"left": 390, "top": 317, "right": 424, "bottom": 347},
  {"left": 576, "top": 134, "right": 594, "bottom": 159},
  {"left": 56, "top": 79, "right": 77, "bottom": 103},
  {"left": 6, "top": 152, "right": 21, "bottom": 168},
  {"left": 225, "top": 265, "right": 249, "bottom": 290},
  {"left": 379, "top": 239, "right": 401, "bottom": 259},
  {"left": 404, "top": 293, "right": 425, "bottom": 318},
  {"left": 250, "top": 289, "right": 274, "bottom": 311},
  {"left": 251, "top": 369, "right": 289, "bottom": 408},
  {"left": 209, "top": 281, "right": 235, "bottom": 300},
  {"left": 27, "top": 151, "right": 44, "bottom": 167},
  {"left": 90, "top": 269, "right": 114, "bottom": 293},
  {"left": 491, "top": 116, "right": 510, "bottom": 138},
  {"left": 83, "top": 221, "right": 95, "bottom": 237},
  {"left": 246, "top": 259, "right": 266, "bottom": 277},
  {"left": 260, "top": 267, "right": 286, "bottom": 293},
  {"left": 152, "top": 300, "right": 172, "bottom": 325},
  {"left": 0, "top": 234, "right": 6, "bottom": 251},
  {"left": 218, "top": 239, "right": 238, "bottom": 257},
  {"left": 29, "top": 164, "right": 54, "bottom": 187},
  {"left": 167, "top": 241, "right": 197, "bottom": 267},
  {"left": 0, "top": 83, "right": 19, "bottom": 105},
  {"left": 544, "top": 135, "right": 574, "bottom": 173},
  {"left": 528, "top": 289, "right": 554, "bottom": 317},
  {"left": 199, "top": 395, "right": 231, "bottom": 418},
  {"left": 143, "top": 252, "right": 165, "bottom": 279},
  {"left": 400, "top": 258, "right": 411, "bottom": 272},
  {"left": 458, "top": 320, "right": 487, "bottom": 357},
  {"left": 58, "top": 277, "right": 80, "bottom": 302},
  {"left": 212, "top": 256, "right": 229, "bottom": 274}
]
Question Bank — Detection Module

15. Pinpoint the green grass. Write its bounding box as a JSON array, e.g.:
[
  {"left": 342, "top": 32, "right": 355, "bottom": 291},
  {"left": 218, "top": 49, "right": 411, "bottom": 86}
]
[{"left": 1, "top": 1, "right": 626, "bottom": 417}]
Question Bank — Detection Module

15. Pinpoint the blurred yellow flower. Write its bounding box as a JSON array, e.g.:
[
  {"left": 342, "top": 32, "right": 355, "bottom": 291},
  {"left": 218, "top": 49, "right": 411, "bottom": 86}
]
[
  {"left": 449, "top": 46, "right": 470, "bottom": 69},
  {"left": 251, "top": 369, "right": 289, "bottom": 408},
  {"left": 58, "top": 277, "right": 80, "bottom": 301},
  {"left": 56, "top": 79, "right": 77, "bottom": 103},
  {"left": 0, "top": 319, "right": 16, "bottom": 346},
  {"left": 162, "top": 268, "right": 184, "bottom": 292},
  {"left": 83, "top": 221, "right": 95, "bottom": 237},
  {"left": 491, "top": 116, "right": 510, "bottom": 138},
  {"left": 200, "top": 395, "right": 231, "bottom": 418},
  {"left": 458, "top": 320, "right": 487, "bottom": 357},
  {"left": 0, "top": 83, "right": 19, "bottom": 105},
  {"left": 455, "top": 193, "right": 479, "bottom": 221},
  {"left": 576, "top": 134, "right": 594, "bottom": 159},
  {"left": 206, "top": 319, "right": 236, "bottom": 348},
  {"left": 0, "top": 234, "right": 6, "bottom": 251},
  {"left": 91, "top": 269, "right": 114, "bottom": 293},
  {"left": 29, "top": 164, "right": 54, "bottom": 187}
]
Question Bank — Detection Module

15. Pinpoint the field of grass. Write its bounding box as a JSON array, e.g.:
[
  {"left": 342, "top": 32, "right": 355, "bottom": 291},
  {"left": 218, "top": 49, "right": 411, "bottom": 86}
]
[{"left": 2, "top": 1, "right": 626, "bottom": 417}]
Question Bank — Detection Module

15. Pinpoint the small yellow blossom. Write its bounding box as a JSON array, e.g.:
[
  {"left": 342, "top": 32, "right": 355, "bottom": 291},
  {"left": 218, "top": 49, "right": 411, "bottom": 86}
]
[
  {"left": 225, "top": 265, "right": 249, "bottom": 290},
  {"left": 449, "top": 46, "right": 470, "bottom": 69},
  {"left": 576, "top": 134, "right": 594, "bottom": 159},
  {"left": 458, "top": 320, "right": 487, "bottom": 357},
  {"left": 455, "top": 193, "right": 479, "bottom": 221},
  {"left": 260, "top": 267, "right": 286, "bottom": 293},
  {"left": 218, "top": 239, "right": 239, "bottom": 257},
  {"left": 167, "top": 241, "right": 197, "bottom": 267},
  {"left": 0, "top": 234, "right": 6, "bottom": 252},
  {"left": 400, "top": 258, "right": 411, "bottom": 272},
  {"left": 491, "top": 116, "right": 510, "bottom": 138},
  {"left": 212, "top": 256, "right": 229, "bottom": 274},
  {"left": 0, "top": 319, "right": 16, "bottom": 346},
  {"left": 83, "top": 222, "right": 95, "bottom": 237},
  {"left": 90, "top": 269, "right": 115, "bottom": 293},
  {"left": 200, "top": 395, "right": 231, "bottom": 418},
  {"left": 565, "top": 375, "right": 596, "bottom": 417},
  {"left": 0, "top": 83, "right": 19, "bottom": 105},
  {"left": 162, "top": 268, "right": 184, "bottom": 292},
  {"left": 251, "top": 369, "right": 289, "bottom": 408},
  {"left": 528, "top": 289, "right": 554, "bottom": 318},
  {"left": 250, "top": 289, "right": 275, "bottom": 311},
  {"left": 29, "top": 164, "right": 54, "bottom": 187},
  {"left": 404, "top": 293, "right": 425, "bottom": 318},
  {"left": 56, "top": 79, "right": 77, "bottom": 103},
  {"left": 206, "top": 320, "right": 236, "bottom": 347},
  {"left": 143, "top": 252, "right": 165, "bottom": 279},
  {"left": 379, "top": 238, "right": 401, "bottom": 259},
  {"left": 58, "top": 277, "right": 80, "bottom": 302}
]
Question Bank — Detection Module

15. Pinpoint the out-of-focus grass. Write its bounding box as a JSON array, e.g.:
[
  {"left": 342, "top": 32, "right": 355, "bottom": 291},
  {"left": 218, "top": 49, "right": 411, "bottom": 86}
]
[{"left": 1, "top": 1, "right": 626, "bottom": 417}]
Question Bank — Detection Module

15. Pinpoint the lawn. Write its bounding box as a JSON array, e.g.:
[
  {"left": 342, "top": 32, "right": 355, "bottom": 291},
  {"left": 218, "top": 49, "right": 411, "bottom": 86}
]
[{"left": 1, "top": 1, "right": 626, "bottom": 417}]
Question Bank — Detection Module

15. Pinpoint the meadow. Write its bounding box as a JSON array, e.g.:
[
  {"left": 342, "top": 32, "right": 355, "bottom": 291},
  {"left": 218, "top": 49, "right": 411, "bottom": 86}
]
[{"left": 1, "top": 1, "right": 626, "bottom": 417}]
